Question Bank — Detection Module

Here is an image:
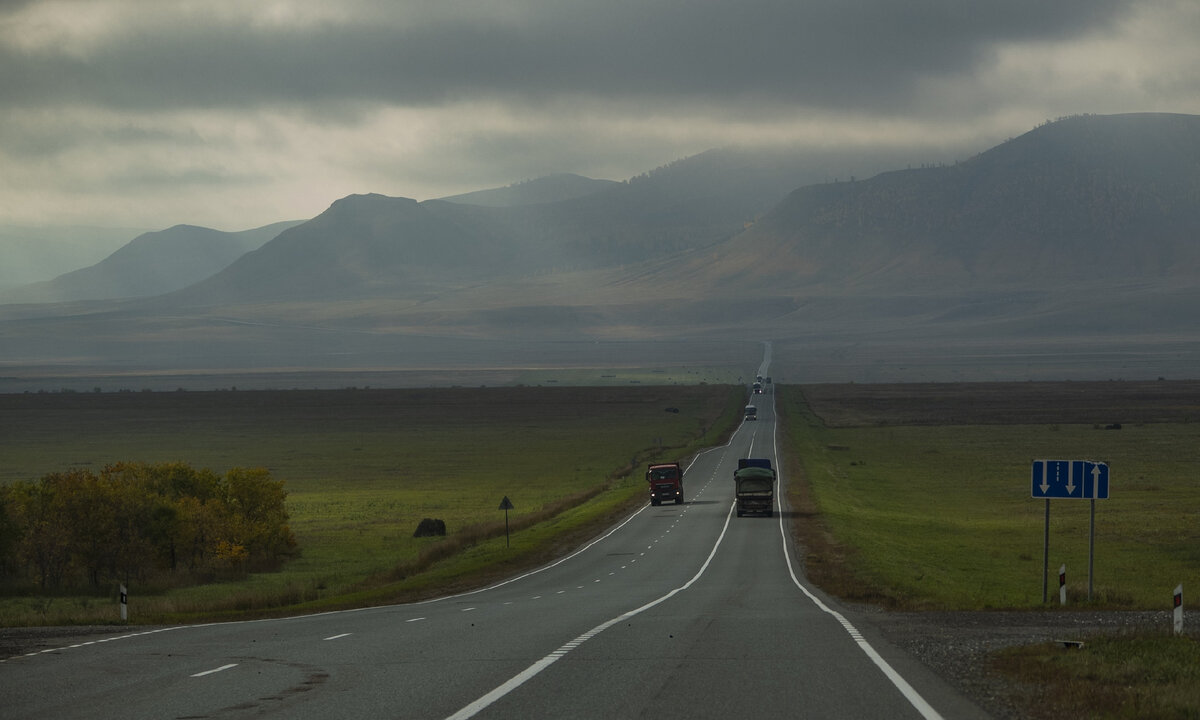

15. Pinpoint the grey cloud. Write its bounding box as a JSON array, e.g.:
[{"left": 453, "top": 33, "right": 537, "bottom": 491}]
[{"left": 0, "top": 0, "right": 1134, "bottom": 116}]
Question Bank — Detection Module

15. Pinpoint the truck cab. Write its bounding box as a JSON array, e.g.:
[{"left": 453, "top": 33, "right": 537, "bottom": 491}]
[
  {"left": 744, "top": 404, "right": 758, "bottom": 420},
  {"left": 646, "top": 463, "right": 684, "bottom": 505}
]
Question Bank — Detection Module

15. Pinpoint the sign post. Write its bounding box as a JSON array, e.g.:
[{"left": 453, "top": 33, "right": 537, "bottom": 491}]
[
  {"left": 1174, "top": 584, "right": 1184, "bottom": 636},
  {"left": 1032, "top": 460, "right": 1109, "bottom": 603},
  {"left": 498, "top": 496, "right": 514, "bottom": 548}
]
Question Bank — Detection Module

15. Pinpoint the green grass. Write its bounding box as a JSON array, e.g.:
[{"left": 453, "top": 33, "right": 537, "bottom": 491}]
[
  {"left": 778, "top": 382, "right": 1200, "bottom": 719},
  {"left": 779, "top": 385, "right": 1200, "bottom": 610},
  {"left": 993, "top": 634, "right": 1200, "bottom": 719},
  {"left": 0, "top": 384, "right": 744, "bottom": 625}
]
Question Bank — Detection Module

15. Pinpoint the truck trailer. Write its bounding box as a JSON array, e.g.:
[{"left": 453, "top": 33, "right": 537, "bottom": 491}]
[
  {"left": 646, "top": 462, "right": 684, "bottom": 506},
  {"left": 734, "top": 459, "right": 775, "bottom": 517}
]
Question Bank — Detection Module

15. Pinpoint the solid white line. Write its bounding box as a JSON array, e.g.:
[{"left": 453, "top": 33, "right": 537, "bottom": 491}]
[
  {"left": 324, "top": 633, "right": 352, "bottom": 640},
  {"left": 445, "top": 502, "right": 736, "bottom": 720},
  {"left": 769, "top": 392, "right": 945, "bottom": 720},
  {"left": 191, "top": 663, "right": 238, "bottom": 677}
]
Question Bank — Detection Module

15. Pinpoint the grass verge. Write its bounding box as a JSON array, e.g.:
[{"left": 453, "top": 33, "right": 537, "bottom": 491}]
[{"left": 992, "top": 634, "right": 1200, "bottom": 720}]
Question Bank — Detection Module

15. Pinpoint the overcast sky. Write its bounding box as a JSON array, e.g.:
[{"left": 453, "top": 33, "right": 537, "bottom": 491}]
[{"left": 2, "top": 0, "right": 1198, "bottom": 232}]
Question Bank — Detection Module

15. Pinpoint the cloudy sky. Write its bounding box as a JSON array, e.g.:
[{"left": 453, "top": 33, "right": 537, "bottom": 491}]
[{"left": 2, "top": 0, "right": 1198, "bottom": 232}]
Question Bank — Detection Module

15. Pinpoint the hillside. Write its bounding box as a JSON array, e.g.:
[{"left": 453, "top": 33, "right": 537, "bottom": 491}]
[
  {"left": 437, "top": 173, "right": 618, "bottom": 206},
  {"left": 692, "top": 113, "right": 1200, "bottom": 291},
  {"left": 0, "top": 221, "right": 302, "bottom": 304}
]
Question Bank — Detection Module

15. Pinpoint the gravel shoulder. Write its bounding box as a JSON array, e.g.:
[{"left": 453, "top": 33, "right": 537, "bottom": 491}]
[{"left": 860, "top": 607, "right": 1180, "bottom": 719}]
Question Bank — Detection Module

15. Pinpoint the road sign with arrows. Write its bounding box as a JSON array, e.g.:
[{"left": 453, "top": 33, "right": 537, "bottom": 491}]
[{"left": 1031, "top": 460, "right": 1109, "bottom": 499}]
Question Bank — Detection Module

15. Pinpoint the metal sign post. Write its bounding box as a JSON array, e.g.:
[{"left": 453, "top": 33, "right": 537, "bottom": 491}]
[
  {"left": 498, "top": 496, "right": 514, "bottom": 547},
  {"left": 1032, "top": 460, "right": 1109, "bottom": 603}
]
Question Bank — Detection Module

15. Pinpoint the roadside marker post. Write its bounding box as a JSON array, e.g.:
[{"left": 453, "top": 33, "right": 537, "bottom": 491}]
[
  {"left": 119, "top": 583, "right": 128, "bottom": 621},
  {"left": 1174, "top": 584, "right": 1184, "bottom": 636},
  {"left": 1059, "top": 565, "right": 1067, "bottom": 606},
  {"left": 1031, "top": 460, "right": 1109, "bottom": 603},
  {"left": 499, "top": 496, "right": 514, "bottom": 548}
]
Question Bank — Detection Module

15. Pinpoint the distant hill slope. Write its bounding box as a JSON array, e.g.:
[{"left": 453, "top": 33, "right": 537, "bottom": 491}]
[
  {"left": 437, "top": 173, "right": 618, "bottom": 206},
  {"left": 169, "top": 178, "right": 771, "bottom": 304},
  {"left": 686, "top": 113, "right": 1200, "bottom": 292},
  {"left": 0, "top": 221, "right": 303, "bottom": 304},
  {"left": 0, "top": 225, "right": 143, "bottom": 290}
]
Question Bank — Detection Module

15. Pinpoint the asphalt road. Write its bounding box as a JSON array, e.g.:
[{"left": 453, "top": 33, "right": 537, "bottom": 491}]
[{"left": 0, "top": 359, "right": 990, "bottom": 719}]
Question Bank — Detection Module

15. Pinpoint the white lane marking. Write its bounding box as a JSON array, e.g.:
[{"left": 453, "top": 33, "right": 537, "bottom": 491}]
[
  {"left": 768, "top": 394, "right": 945, "bottom": 720},
  {"left": 461, "top": 608, "right": 476, "bottom": 613},
  {"left": 191, "top": 663, "right": 238, "bottom": 677},
  {"left": 406, "top": 617, "right": 426, "bottom": 623},
  {"left": 324, "top": 633, "right": 352, "bottom": 640},
  {"left": 445, "top": 502, "right": 736, "bottom": 720}
]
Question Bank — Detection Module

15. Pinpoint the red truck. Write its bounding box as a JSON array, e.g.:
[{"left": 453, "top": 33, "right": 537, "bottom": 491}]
[{"left": 646, "top": 462, "right": 684, "bottom": 505}]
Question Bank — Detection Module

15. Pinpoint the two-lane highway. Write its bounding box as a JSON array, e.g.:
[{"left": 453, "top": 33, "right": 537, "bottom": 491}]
[{"left": 1, "top": 367, "right": 989, "bottom": 719}]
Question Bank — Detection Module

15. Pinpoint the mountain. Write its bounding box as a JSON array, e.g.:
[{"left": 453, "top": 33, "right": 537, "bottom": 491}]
[
  {"left": 167, "top": 178, "right": 769, "bottom": 305},
  {"left": 0, "top": 225, "right": 142, "bottom": 290},
  {"left": 3, "top": 113, "right": 1200, "bottom": 388},
  {"left": 0, "top": 221, "right": 303, "bottom": 304},
  {"left": 438, "top": 173, "right": 618, "bottom": 206},
  {"left": 682, "top": 113, "right": 1200, "bottom": 292}
]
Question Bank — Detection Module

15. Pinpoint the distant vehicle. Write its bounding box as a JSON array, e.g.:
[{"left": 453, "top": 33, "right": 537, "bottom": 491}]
[
  {"left": 752, "top": 381, "right": 762, "bottom": 394},
  {"left": 756, "top": 374, "right": 763, "bottom": 383},
  {"left": 744, "top": 404, "right": 757, "bottom": 420},
  {"left": 646, "top": 462, "right": 684, "bottom": 505},
  {"left": 734, "top": 459, "right": 775, "bottom": 517},
  {"left": 765, "top": 376, "right": 772, "bottom": 384}
]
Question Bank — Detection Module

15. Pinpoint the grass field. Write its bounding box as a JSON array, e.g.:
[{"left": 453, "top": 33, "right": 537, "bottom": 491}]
[
  {"left": 779, "top": 381, "right": 1200, "bottom": 720},
  {"left": 780, "top": 381, "right": 1200, "bottom": 610},
  {"left": 0, "top": 384, "right": 744, "bottom": 624}
]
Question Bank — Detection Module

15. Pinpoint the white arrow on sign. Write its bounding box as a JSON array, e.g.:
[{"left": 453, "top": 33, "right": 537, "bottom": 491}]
[{"left": 1065, "top": 464, "right": 1076, "bottom": 495}]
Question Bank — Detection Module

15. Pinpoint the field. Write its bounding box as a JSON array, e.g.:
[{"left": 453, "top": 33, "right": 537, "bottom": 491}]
[
  {"left": 0, "top": 384, "right": 744, "bottom": 624},
  {"left": 780, "top": 380, "right": 1200, "bottom": 719}
]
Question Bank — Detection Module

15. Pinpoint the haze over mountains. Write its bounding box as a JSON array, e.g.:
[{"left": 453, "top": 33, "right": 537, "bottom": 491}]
[{"left": 2, "top": 113, "right": 1199, "bottom": 389}]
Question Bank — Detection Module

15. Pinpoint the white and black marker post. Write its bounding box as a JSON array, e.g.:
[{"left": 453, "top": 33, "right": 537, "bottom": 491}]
[
  {"left": 1059, "top": 565, "right": 1067, "bottom": 606},
  {"left": 119, "top": 583, "right": 128, "bottom": 621},
  {"left": 1174, "top": 584, "right": 1183, "bottom": 635},
  {"left": 499, "top": 496, "right": 514, "bottom": 547}
]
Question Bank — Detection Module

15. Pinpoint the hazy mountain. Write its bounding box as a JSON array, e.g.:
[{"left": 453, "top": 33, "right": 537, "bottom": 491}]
[
  {"left": 438, "top": 173, "right": 618, "bottom": 207},
  {"left": 3, "top": 113, "right": 1200, "bottom": 388},
  {"left": 0, "top": 225, "right": 143, "bottom": 290},
  {"left": 681, "top": 113, "right": 1200, "bottom": 292},
  {"left": 0, "top": 221, "right": 303, "bottom": 304}
]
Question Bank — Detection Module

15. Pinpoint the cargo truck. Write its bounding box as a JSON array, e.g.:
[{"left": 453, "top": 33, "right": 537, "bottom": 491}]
[
  {"left": 744, "top": 404, "right": 757, "bottom": 420},
  {"left": 734, "top": 458, "right": 775, "bottom": 517},
  {"left": 646, "top": 462, "right": 684, "bottom": 505}
]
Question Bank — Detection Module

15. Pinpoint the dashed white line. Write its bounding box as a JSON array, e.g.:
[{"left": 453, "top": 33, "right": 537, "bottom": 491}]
[
  {"left": 324, "top": 633, "right": 352, "bottom": 641},
  {"left": 445, "top": 502, "right": 737, "bottom": 720},
  {"left": 191, "top": 663, "right": 238, "bottom": 677}
]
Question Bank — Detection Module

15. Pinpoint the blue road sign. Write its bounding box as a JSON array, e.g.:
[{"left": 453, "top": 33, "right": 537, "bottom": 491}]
[{"left": 1031, "top": 460, "right": 1109, "bottom": 499}]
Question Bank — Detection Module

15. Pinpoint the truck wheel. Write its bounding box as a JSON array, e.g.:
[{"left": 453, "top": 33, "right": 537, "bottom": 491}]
[
  {"left": 675, "top": 496, "right": 683, "bottom": 505},
  {"left": 736, "top": 508, "right": 743, "bottom": 517},
  {"left": 651, "top": 498, "right": 659, "bottom": 506},
  {"left": 765, "top": 509, "right": 773, "bottom": 518}
]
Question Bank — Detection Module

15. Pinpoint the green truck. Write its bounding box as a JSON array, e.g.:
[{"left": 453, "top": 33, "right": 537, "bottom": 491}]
[{"left": 734, "top": 459, "right": 775, "bottom": 517}]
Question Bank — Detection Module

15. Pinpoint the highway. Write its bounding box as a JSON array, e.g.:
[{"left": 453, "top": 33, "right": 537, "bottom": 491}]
[{"left": 0, "top": 360, "right": 989, "bottom": 718}]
